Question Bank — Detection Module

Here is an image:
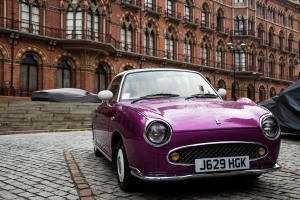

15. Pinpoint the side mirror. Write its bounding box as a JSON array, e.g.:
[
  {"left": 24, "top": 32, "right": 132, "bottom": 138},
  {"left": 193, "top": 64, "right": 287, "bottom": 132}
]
[
  {"left": 98, "top": 90, "right": 113, "bottom": 100},
  {"left": 217, "top": 88, "right": 227, "bottom": 98}
]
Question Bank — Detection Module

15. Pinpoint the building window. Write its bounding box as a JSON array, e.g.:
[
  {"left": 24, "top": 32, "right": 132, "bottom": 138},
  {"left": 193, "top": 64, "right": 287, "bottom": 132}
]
[
  {"left": 216, "top": 41, "right": 224, "bottom": 69},
  {"left": 279, "top": 57, "right": 284, "bottom": 79},
  {"left": 166, "top": 0, "right": 173, "bottom": 17},
  {"left": 165, "top": 28, "right": 174, "bottom": 59},
  {"left": 288, "top": 34, "right": 293, "bottom": 52},
  {"left": 279, "top": 31, "right": 284, "bottom": 50},
  {"left": 145, "top": 0, "right": 153, "bottom": 10},
  {"left": 121, "top": 16, "right": 133, "bottom": 52},
  {"left": 268, "top": 8, "right": 274, "bottom": 21},
  {"left": 257, "top": 52, "right": 264, "bottom": 73},
  {"left": 201, "top": 37, "right": 209, "bottom": 65},
  {"left": 234, "top": 17, "right": 244, "bottom": 35},
  {"left": 87, "top": 7, "right": 100, "bottom": 41},
  {"left": 94, "top": 65, "right": 106, "bottom": 93},
  {"left": 57, "top": 59, "right": 71, "bottom": 88},
  {"left": 216, "top": 9, "right": 224, "bottom": 32},
  {"left": 21, "top": 0, "right": 40, "bottom": 34},
  {"left": 184, "top": 33, "right": 192, "bottom": 63},
  {"left": 66, "top": 6, "right": 82, "bottom": 39},
  {"left": 201, "top": 4, "right": 209, "bottom": 27},
  {"left": 270, "top": 87, "right": 276, "bottom": 98},
  {"left": 144, "top": 22, "right": 155, "bottom": 56},
  {"left": 184, "top": 1, "right": 190, "bottom": 22},
  {"left": 234, "top": 44, "right": 245, "bottom": 71},
  {"left": 257, "top": 4, "right": 264, "bottom": 17},
  {"left": 269, "top": 28, "right": 275, "bottom": 46},
  {"left": 288, "top": 16, "right": 293, "bottom": 28},
  {"left": 20, "top": 54, "right": 38, "bottom": 92},
  {"left": 278, "top": 13, "right": 284, "bottom": 25}
]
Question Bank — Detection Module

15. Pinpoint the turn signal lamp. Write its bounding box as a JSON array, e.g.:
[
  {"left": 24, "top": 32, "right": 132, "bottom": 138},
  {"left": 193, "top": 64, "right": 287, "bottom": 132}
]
[{"left": 170, "top": 152, "right": 179, "bottom": 161}]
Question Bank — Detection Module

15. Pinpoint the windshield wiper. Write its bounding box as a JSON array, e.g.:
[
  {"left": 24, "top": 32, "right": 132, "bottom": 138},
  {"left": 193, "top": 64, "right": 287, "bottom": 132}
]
[
  {"left": 185, "top": 93, "right": 218, "bottom": 100},
  {"left": 131, "top": 93, "right": 180, "bottom": 104}
]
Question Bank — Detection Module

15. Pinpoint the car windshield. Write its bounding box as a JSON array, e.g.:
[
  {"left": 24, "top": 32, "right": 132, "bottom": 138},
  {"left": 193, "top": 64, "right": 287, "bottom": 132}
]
[{"left": 119, "top": 71, "right": 218, "bottom": 101}]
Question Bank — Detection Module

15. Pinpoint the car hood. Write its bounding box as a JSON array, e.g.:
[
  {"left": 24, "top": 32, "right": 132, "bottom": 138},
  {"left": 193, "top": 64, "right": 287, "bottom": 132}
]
[{"left": 122, "top": 98, "right": 270, "bottom": 132}]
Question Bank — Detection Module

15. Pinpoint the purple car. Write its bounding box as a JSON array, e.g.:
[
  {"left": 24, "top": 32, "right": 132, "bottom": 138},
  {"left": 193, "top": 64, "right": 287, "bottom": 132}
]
[{"left": 92, "top": 69, "right": 281, "bottom": 191}]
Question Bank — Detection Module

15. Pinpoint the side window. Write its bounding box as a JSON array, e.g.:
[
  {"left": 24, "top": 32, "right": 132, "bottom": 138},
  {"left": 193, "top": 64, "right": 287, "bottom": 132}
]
[{"left": 109, "top": 76, "right": 123, "bottom": 102}]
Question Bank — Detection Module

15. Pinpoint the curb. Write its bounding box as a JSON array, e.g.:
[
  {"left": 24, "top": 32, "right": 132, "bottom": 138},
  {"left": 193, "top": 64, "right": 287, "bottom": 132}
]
[{"left": 63, "top": 151, "right": 96, "bottom": 200}]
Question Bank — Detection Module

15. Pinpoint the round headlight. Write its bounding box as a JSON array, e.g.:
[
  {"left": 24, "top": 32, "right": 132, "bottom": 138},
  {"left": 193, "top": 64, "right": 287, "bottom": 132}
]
[
  {"left": 261, "top": 116, "right": 280, "bottom": 140},
  {"left": 144, "top": 121, "right": 172, "bottom": 147}
]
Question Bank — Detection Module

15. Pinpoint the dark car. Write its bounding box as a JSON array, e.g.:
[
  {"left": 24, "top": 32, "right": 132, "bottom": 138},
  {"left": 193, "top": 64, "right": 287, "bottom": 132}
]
[
  {"left": 258, "top": 79, "right": 300, "bottom": 134},
  {"left": 31, "top": 88, "right": 101, "bottom": 103},
  {"left": 93, "top": 68, "right": 281, "bottom": 191}
]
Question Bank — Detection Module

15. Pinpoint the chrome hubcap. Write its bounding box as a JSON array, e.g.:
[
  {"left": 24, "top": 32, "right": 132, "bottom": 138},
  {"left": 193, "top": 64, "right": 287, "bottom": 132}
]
[{"left": 117, "top": 149, "right": 124, "bottom": 182}]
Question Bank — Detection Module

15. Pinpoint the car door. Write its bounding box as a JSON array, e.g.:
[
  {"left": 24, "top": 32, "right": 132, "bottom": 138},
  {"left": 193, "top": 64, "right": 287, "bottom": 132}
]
[{"left": 94, "top": 76, "right": 123, "bottom": 155}]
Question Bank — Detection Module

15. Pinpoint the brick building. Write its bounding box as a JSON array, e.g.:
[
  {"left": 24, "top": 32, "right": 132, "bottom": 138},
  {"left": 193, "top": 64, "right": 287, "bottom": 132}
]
[{"left": 0, "top": 0, "right": 300, "bottom": 102}]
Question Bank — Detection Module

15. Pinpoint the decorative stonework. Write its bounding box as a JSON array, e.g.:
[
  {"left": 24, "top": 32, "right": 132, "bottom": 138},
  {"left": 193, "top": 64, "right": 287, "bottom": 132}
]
[
  {"left": 92, "top": 58, "right": 115, "bottom": 74},
  {"left": 119, "top": 62, "right": 137, "bottom": 72},
  {"left": 0, "top": 44, "right": 9, "bottom": 59},
  {"left": 53, "top": 52, "right": 79, "bottom": 69},
  {"left": 16, "top": 46, "right": 47, "bottom": 64}
]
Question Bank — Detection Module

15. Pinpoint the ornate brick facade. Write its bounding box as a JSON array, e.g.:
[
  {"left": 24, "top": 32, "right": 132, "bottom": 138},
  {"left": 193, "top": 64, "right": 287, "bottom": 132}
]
[{"left": 0, "top": 0, "right": 300, "bottom": 102}]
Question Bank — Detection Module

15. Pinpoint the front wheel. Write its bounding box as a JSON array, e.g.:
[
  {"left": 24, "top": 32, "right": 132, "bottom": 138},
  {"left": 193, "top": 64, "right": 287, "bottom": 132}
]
[{"left": 116, "top": 140, "right": 135, "bottom": 191}]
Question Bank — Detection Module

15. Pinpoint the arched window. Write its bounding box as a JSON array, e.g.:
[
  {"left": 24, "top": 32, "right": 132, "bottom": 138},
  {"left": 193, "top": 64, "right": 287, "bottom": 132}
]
[
  {"left": 66, "top": 6, "right": 82, "bottom": 39},
  {"left": 257, "top": 52, "right": 264, "bottom": 73},
  {"left": 269, "top": 28, "right": 274, "bottom": 47},
  {"left": 279, "top": 57, "right": 284, "bottom": 79},
  {"left": 121, "top": 16, "right": 133, "bottom": 52},
  {"left": 20, "top": 54, "right": 38, "bottom": 93},
  {"left": 248, "top": 44, "right": 255, "bottom": 71},
  {"left": 289, "top": 60, "right": 295, "bottom": 81},
  {"left": 270, "top": 87, "right": 276, "bottom": 98},
  {"left": 21, "top": 0, "right": 40, "bottom": 34},
  {"left": 216, "top": 41, "right": 224, "bottom": 68},
  {"left": 201, "top": 4, "right": 209, "bottom": 27},
  {"left": 234, "top": 16, "right": 244, "bottom": 35},
  {"left": 184, "top": 33, "right": 192, "bottom": 63},
  {"left": 259, "top": 86, "right": 266, "bottom": 102},
  {"left": 201, "top": 37, "right": 209, "bottom": 65},
  {"left": 288, "top": 34, "right": 293, "bottom": 52},
  {"left": 257, "top": 24, "right": 264, "bottom": 40},
  {"left": 94, "top": 65, "right": 107, "bottom": 93},
  {"left": 166, "top": 0, "right": 173, "bottom": 17},
  {"left": 247, "top": 84, "right": 255, "bottom": 101},
  {"left": 57, "top": 59, "right": 71, "bottom": 88},
  {"left": 235, "top": 43, "right": 245, "bottom": 71},
  {"left": 216, "top": 9, "right": 224, "bottom": 32},
  {"left": 87, "top": 5, "right": 100, "bottom": 41},
  {"left": 144, "top": 22, "right": 155, "bottom": 56},
  {"left": 268, "top": 55, "right": 275, "bottom": 78},
  {"left": 184, "top": 1, "right": 190, "bottom": 21},
  {"left": 165, "top": 28, "right": 175, "bottom": 59},
  {"left": 279, "top": 31, "right": 284, "bottom": 50}
]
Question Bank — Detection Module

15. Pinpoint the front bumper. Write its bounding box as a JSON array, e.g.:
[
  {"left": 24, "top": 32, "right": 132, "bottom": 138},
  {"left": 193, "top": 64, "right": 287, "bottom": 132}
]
[{"left": 130, "top": 163, "right": 281, "bottom": 181}]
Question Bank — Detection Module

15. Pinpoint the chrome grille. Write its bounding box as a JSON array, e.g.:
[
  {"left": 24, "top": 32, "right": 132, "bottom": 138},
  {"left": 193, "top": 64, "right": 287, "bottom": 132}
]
[{"left": 168, "top": 142, "right": 267, "bottom": 165}]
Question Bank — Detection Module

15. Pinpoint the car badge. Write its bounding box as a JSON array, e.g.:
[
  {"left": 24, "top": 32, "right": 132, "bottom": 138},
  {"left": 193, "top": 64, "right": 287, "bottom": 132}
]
[{"left": 215, "top": 119, "right": 221, "bottom": 126}]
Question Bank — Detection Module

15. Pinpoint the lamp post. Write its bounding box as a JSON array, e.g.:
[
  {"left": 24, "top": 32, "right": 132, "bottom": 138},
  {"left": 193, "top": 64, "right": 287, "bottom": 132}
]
[{"left": 227, "top": 42, "right": 245, "bottom": 101}]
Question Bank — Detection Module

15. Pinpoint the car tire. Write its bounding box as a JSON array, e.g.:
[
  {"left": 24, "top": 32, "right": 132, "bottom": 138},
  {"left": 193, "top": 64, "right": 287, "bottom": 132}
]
[{"left": 116, "top": 140, "right": 135, "bottom": 191}]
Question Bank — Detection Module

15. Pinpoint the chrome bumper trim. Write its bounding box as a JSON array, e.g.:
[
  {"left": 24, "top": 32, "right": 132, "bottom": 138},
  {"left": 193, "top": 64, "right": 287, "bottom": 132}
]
[{"left": 130, "top": 163, "right": 281, "bottom": 182}]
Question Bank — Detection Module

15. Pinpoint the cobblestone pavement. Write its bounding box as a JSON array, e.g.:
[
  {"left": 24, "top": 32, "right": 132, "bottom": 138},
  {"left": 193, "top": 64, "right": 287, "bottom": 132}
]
[{"left": 0, "top": 132, "right": 300, "bottom": 200}]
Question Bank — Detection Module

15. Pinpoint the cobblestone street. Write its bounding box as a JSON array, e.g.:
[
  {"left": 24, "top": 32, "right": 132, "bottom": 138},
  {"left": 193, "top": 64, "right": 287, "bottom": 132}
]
[{"left": 0, "top": 131, "right": 300, "bottom": 200}]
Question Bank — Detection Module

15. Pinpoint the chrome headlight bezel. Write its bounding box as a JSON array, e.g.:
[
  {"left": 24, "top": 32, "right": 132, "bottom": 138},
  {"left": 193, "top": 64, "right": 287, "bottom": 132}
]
[
  {"left": 260, "top": 114, "right": 281, "bottom": 140},
  {"left": 143, "top": 119, "right": 173, "bottom": 147}
]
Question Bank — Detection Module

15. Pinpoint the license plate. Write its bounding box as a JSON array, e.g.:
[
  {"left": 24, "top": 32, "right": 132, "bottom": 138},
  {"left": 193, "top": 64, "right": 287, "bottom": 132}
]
[{"left": 195, "top": 156, "right": 250, "bottom": 172}]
